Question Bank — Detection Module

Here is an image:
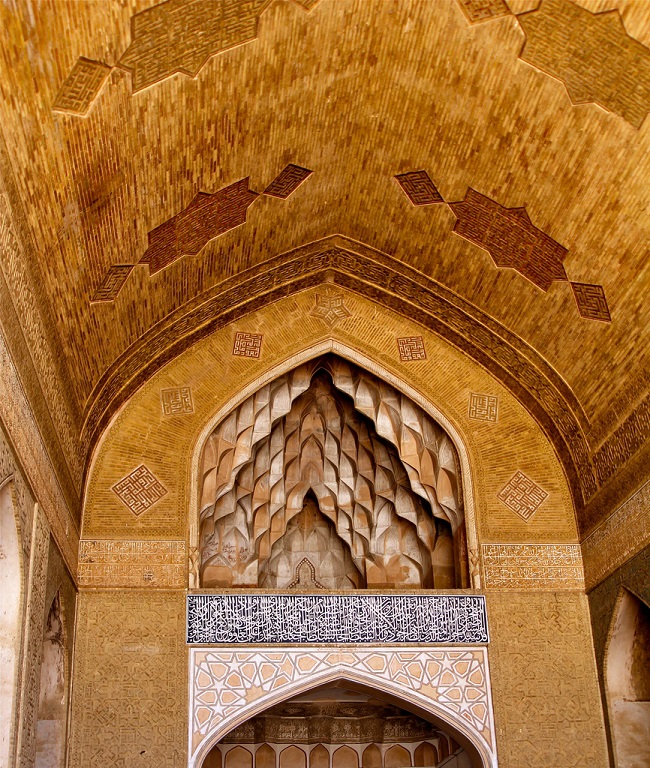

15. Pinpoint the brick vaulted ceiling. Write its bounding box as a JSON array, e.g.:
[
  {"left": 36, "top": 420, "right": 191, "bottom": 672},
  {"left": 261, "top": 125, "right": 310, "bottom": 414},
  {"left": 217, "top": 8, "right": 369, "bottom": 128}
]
[{"left": 0, "top": 0, "right": 649, "bottom": 535}]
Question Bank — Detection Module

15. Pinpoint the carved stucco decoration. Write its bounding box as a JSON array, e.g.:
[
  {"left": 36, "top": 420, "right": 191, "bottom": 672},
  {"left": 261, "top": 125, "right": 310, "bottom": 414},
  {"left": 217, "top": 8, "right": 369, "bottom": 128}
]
[{"left": 199, "top": 356, "right": 463, "bottom": 588}]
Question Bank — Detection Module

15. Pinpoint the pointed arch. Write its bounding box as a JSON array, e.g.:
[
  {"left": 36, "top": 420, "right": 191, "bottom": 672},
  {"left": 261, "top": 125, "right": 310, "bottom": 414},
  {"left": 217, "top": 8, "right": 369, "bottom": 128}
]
[
  {"left": 189, "top": 341, "right": 479, "bottom": 588},
  {"left": 189, "top": 647, "right": 496, "bottom": 768}
]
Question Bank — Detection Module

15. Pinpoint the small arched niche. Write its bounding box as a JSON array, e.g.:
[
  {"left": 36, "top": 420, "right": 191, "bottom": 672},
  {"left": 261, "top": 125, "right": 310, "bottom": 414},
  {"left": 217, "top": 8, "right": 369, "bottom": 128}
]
[
  {"left": 34, "top": 591, "right": 67, "bottom": 768},
  {"left": 0, "top": 481, "right": 22, "bottom": 768},
  {"left": 605, "top": 587, "right": 650, "bottom": 767},
  {"left": 197, "top": 355, "right": 469, "bottom": 589},
  {"left": 201, "top": 683, "right": 476, "bottom": 768}
]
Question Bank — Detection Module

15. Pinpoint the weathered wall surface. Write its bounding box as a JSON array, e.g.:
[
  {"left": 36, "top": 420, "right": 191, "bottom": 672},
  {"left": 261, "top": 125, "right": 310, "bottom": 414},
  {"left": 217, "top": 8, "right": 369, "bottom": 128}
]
[{"left": 68, "top": 590, "right": 188, "bottom": 768}]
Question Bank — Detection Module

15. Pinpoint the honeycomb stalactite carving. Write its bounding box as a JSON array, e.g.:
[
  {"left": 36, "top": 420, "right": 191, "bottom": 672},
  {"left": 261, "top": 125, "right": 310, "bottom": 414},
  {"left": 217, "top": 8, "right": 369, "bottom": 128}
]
[
  {"left": 571, "top": 282, "right": 611, "bottom": 323},
  {"left": 140, "top": 178, "right": 259, "bottom": 274},
  {"left": 455, "top": 0, "right": 512, "bottom": 25},
  {"left": 264, "top": 165, "right": 313, "bottom": 199},
  {"left": 518, "top": 0, "right": 650, "bottom": 129},
  {"left": 199, "top": 356, "right": 464, "bottom": 589},
  {"left": 111, "top": 464, "right": 168, "bottom": 517},
  {"left": 497, "top": 470, "right": 548, "bottom": 521},
  {"left": 395, "top": 171, "right": 444, "bottom": 206},
  {"left": 449, "top": 188, "right": 568, "bottom": 291},
  {"left": 53, "top": 58, "right": 112, "bottom": 115}
]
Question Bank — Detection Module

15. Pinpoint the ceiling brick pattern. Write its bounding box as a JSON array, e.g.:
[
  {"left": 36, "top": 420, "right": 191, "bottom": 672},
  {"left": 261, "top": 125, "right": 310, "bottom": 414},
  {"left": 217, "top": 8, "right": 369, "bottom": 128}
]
[
  {"left": 160, "top": 386, "right": 194, "bottom": 416},
  {"left": 263, "top": 164, "right": 313, "bottom": 198},
  {"left": 455, "top": 0, "right": 511, "bottom": 25},
  {"left": 468, "top": 393, "right": 499, "bottom": 423},
  {"left": 397, "top": 336, "right": 427, "bottom": 362},
  {"left": 394, "top": 171, "right": 444, "bottom": 206},
  {"left": 52, "top": 58, "right": 112, "bottom": 115},
  {"left": 571, "top": 283, "right": 611, "bottom": 323},
  {"left": 232, "top": 331, "right": 263, "bottom": 358}
]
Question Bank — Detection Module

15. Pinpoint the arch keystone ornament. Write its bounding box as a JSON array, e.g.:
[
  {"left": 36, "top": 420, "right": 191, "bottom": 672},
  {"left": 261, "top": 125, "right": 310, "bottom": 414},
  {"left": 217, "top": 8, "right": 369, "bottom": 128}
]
[{"left": 188, "top": 647, "right": 497, "bottom": 768}]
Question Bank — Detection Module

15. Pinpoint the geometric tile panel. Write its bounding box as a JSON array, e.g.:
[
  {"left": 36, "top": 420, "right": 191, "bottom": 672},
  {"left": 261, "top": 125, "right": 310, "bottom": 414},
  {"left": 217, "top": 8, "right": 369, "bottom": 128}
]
[
  {"left": 91, "top": 264, "right": 134, "bottom": 302},
  {"left": 397, "top": 336, "right": 427, "bottom": 362},
  {"left": 394, "top": 170, "right": 444, "bottom": 205},
  {"left": 264, "top": 164, "right": 313, "bottom": 199},
  {"left": 111, "top": 464, "right": 167, "bottom": 517},
  {"left": 518, "top": 0, "right": 650, "bottom": 129},
  {"left": 468, "top": 392, "right": 499, "bottom": 422},
  {"left": 450, "top": 189, "right": 568, "bottom": 291},
  {"left": 571, "top": 282, "right": 611, "bottom": 322},
  {"left": 497, "top": 470, "right": 548, "bottom": 521},
  {"left": 189, "top": 647, "right": 497, "bottom": 768},
  {"left": 160, "top": 386, "right": 194, "bottom": 415},
  {"left": 455, "top": 0, "right": 512, "bottom": 25},
  {"left": 52, "top": 57, "right": 112, "bottom": 115},
  {"left": 309, "top": 289, "right": 352, "bottom": 327},
  {"left": 233, "top": 331, "right": 263, "bottom": 358}
]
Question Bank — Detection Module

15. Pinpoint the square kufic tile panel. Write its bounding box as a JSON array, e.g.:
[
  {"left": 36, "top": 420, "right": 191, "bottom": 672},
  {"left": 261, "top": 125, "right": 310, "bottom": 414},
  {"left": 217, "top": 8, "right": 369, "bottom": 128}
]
[
  {"left": 497, "top": 471, "right": 548, "bottom": 521},
  {"left": 233, "top": 331, "right": 263, "bottom": 358},
  {"left": 111, "top": 464, "right": 168, "bottom": 517},
  {"left": 468, "top": 392, "right": 499, "bottom": 422},
  {"left": 397, "top": 336, "right": 427, "bottom": 361},
  {"left": 160, "top": 386, "right": 194, "bottom": 415},
  {"left": 189, "top": 646, "right": 497, "bottom": 768}
]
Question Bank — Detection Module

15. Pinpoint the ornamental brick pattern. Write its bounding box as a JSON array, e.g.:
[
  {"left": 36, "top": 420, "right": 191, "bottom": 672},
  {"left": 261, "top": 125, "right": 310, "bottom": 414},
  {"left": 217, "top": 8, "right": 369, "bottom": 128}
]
[
  {"left": 233, "top": 332, "right": 263, "bottom": 358},
  {"left": 264, "top": 165, "right": 313, "bottom": 198},
  {"left": 397, "top": 336, "right": 427, "bottom": 362},
  {"left": 111, "top": 465, "right": 168, "bottom": 517},
  {"left": 160, "top": 386, "right": 194, "bottom": 415},
  {"left": 497, "top": 471, "right": 548, "bottom": 521},
  {"left": 468, "top": 393, "right": 499, "bottom": 422},
  {"left": 394, "top": 171, "right": 444, "bottom": 205}
]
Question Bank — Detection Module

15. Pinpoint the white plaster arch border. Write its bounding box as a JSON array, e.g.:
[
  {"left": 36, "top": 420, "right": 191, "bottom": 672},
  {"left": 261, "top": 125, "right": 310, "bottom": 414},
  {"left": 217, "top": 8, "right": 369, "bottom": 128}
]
[
  {"left": 188, "top": 646, "right": 497, "bottom": 768},
  {"left": 188, "top": 340, "right": 481, "bottom": 586}
]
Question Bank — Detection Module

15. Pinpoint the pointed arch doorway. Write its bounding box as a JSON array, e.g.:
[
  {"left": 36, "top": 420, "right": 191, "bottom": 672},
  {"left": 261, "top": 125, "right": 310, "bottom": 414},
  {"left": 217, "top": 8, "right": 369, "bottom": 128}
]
[{"left": 188, "top": 647, "right": 497, "bottom": 768}]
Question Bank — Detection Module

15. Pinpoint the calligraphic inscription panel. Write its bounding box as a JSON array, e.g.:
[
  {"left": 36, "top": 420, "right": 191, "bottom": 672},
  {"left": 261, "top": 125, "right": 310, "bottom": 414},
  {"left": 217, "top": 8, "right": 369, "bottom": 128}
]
[{"left": 186, "top": 594, "right": 489, "bottom": 644}]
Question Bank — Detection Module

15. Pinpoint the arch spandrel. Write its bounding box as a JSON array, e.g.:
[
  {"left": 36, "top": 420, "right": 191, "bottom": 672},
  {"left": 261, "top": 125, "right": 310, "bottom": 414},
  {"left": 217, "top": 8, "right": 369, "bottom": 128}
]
[
  {"left": 188, "top": 647, "right": 497, "bottom": 768},
  {"left": 81, "top": 286, "right": 579, "bottom": 590}
]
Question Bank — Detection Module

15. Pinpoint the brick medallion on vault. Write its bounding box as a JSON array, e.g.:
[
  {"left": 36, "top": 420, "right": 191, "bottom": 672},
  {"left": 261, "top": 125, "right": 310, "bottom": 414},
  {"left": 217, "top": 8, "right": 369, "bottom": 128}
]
[{"left": 497, "top": 471, "right": 548, "bottom": 521}]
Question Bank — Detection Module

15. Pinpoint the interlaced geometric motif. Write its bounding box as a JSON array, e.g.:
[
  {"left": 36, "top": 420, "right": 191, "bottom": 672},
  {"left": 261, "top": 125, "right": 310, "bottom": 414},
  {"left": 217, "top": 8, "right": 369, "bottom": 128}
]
[
  {"left": 454, "top": 0, "right": 512, "bottom": 24},
  {"left": 91, "top": 265, "right": 134, "bottom": 302},
  {"left": 111, "top": 465, "right": 167, "bottom": 517},
  {"left": 309, "top": 290, "right": 351, "bottom": 327},
  {"left": 264, "top": 165, "right": 313, "bottom": 199},
  {"left": 571, "top": 282, "right": 611, "bottom": 322},
  {"left": 394, "top": 171, "right": 444, "bottom": 205},
  {"left": 497, "top": 471, "right": 548, "bottom": 521},
  {"left": 468, "top": 393, "right": 498, "bottom": 422},
  {"left": 160, "top": 386, "right": 194, "bottom": 415},
  {"left": 397, "top": 336, "right": 427, "bottom": 362},
  {"left": 233, "top": 331, "right": 263, "bottom": 358},
  {"left": 53, "top": 57, "right": 112, "bottom": 115},
  {"left": 189, "top": 647, "right": 497, "bottom": 767}
]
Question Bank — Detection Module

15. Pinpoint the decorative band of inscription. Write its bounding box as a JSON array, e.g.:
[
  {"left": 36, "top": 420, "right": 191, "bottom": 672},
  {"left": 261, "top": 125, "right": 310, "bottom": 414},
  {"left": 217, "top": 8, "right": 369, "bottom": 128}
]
[
  {"left": 482, "top": 544, "right": 584, "bottom": 589},
  {"left": 582, "top": 479, "right": 650, "bottom": 590},
  {"left": 78, "top": 540, "right": 186, "bottom": 587},
  {"left": 186, "top": 594, "right": 489, "bottom": 644}
]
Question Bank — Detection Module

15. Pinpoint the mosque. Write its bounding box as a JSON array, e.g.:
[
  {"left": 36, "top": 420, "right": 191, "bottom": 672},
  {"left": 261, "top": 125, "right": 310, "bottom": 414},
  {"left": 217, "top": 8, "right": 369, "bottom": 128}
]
[{"left": 0, "top": 1, "right": 649, "bottom": 767}]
